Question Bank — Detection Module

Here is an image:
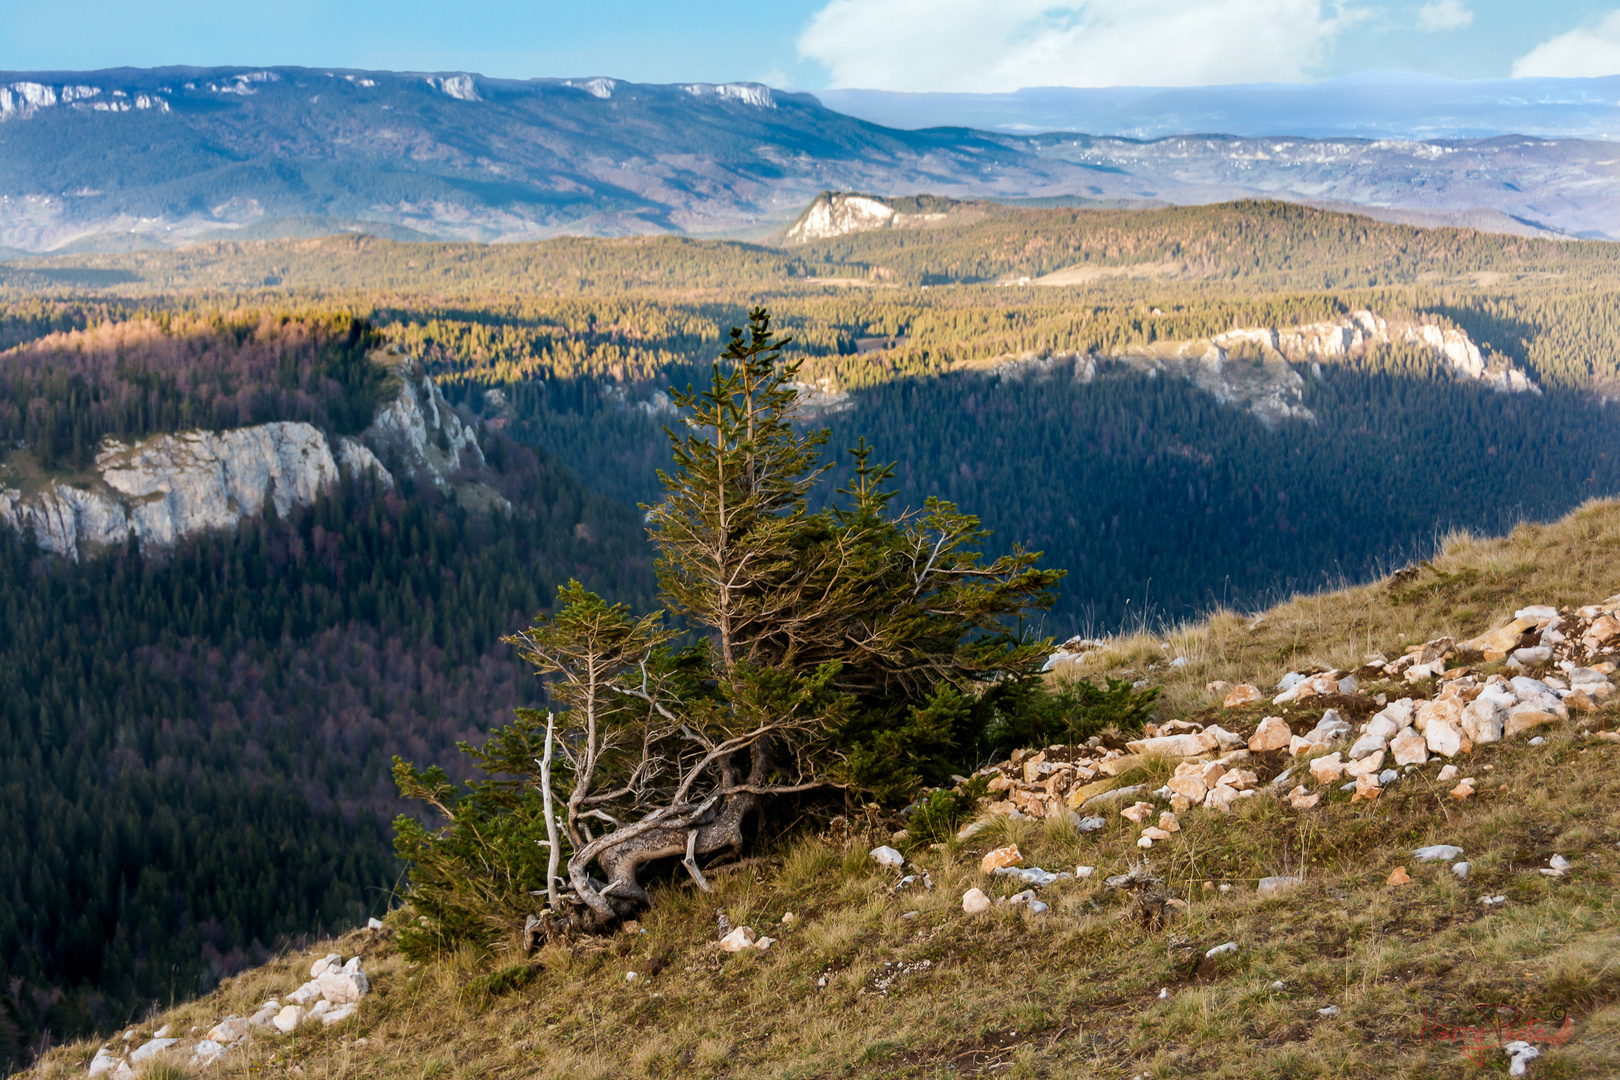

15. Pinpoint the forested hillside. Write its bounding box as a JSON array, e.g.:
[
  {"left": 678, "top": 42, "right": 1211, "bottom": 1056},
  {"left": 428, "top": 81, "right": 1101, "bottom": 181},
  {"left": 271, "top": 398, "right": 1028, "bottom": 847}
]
[
  {"left": 10, "top": 199, "right": 1620, "bottom": 297},
  {"left": 0, "top": 313, "right": 654, "bottom": 1069},
  {"left": 3, "top": 199, "right": 1620, "bottom": 1068}
]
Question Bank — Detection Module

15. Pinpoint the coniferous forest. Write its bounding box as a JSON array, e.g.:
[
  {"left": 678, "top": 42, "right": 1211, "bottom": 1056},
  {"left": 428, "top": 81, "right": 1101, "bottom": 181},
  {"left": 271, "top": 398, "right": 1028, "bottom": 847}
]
[{"left": 3, "top": 198, "right": 1620, "bottom": 1067}]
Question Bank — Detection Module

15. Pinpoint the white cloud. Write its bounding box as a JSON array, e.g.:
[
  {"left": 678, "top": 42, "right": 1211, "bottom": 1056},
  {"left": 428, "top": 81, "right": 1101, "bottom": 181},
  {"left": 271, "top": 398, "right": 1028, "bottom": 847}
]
[
  {"left": 1513, "top": 11, "right": 1620, "bottom": 78},
  {"left": 1417, "top": 1, "right": 1472, "bottom": 32},
  {"left": 796, "top": 0, "right": 1347, "bottom": 92}
]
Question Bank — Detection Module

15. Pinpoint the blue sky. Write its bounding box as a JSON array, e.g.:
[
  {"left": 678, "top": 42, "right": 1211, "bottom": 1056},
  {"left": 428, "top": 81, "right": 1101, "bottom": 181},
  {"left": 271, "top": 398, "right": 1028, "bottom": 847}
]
[{"left": 4, "top": 1, "right": 1620, "bottom": 90}]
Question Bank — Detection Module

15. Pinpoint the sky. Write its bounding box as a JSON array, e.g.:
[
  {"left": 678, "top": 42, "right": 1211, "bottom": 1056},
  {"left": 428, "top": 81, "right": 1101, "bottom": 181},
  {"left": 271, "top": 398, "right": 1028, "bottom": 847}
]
[{"left": 4, "top": 1, "right": 1620, "bottom": 92}]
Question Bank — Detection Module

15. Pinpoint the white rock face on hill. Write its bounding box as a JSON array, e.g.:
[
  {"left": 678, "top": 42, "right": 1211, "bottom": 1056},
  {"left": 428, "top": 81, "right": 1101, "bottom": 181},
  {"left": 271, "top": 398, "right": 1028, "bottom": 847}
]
[
  {"left": 0, "top": 348, "right": 496, "bottom": 560},
  {"left": 965, "top": 310, "right": 1535, "bottom": 427},
  {"left": 563, "top": 78, "right": 616, "bottom": 100},
  {"left": 679, "top": 82, "right": 775, "bottom": 108},
  {"left": 784, "top": 192, "right": 950, "bottom": 243},
  {"left": 365, "top": 352, "right": 487, "bottom": 488},
  {"left": 426, "top": 74, "right": 479, "bottom": 102}
]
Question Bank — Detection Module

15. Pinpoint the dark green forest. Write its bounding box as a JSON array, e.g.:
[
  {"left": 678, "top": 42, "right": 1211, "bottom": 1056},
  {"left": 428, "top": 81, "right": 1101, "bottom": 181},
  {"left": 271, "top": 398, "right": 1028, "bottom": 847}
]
[
  {"left": 474, "top": 360, "right": 1620, "bottom": 629},
  {"left": 0, "top": 390, "right": 653, "bottom": 1068}
]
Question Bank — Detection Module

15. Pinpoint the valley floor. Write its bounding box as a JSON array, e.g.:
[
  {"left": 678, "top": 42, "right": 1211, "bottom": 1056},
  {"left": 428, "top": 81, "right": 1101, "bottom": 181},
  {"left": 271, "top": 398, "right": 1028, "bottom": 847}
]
[{"left": 21, "top": 502, "right": 1620, "bottom": 1080}]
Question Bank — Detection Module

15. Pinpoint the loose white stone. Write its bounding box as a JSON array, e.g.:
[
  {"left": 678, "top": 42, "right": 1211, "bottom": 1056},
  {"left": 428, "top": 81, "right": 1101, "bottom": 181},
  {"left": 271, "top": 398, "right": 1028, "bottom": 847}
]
[
  {"left": 206, "top": 1017, "right": 249, "bottom": 1044},
  {"left": 290, "top": 979, "right": 324, "bottom": 1005},
  {"left": 1205, "top": 941, "right": 1239, "bottom": 958},
  {"left": 719, "top": 926, "right": 758, "bottom": 951},
  {"left": 1009, "top": 889, "right": 1049, "bottom": 914},
  {"left": 129, "top": 1039, "right": 178, "bottom": 1064},
  {"left": 1452, "top": 862, "right": 1471, "bottom": 879},
  {"left": 321, "top": 1003, "right": 359, "bottom": 1026},
  {"left": 317, "top": 968, "right": 369, "bottom": 1004},
  {"left": 273, "top": 1005, "right": 303, "bottom": 1033},
  {"left": 962, "top": 888, "right": 992, "bottom": 914},
  {"left": 1413, "top": 845, "right": 1464, "bottom": 862},
  {"left": 994, "top": 866, "right": 1061, "bottom": 886},
  {"left": 869, "top": 845, "right": 904, "bottom": 869},
  {"left": 1507, "top": 1041, "right": 1541, "bottom": 1077}
]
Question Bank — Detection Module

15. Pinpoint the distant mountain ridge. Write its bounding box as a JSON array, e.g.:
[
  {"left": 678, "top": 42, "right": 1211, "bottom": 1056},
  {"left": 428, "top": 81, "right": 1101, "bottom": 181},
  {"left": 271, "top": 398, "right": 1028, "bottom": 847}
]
[
  {"left": 3, "top": 66, "right": 1620, "bottom": 249},
  {"left": 814, "top": 72, "right": 1620, "bottom": 141}
]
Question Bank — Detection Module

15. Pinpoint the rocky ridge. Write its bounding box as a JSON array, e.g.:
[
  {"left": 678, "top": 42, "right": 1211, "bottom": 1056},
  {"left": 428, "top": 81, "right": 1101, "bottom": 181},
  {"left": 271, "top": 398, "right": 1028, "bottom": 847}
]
[
  {"left": 0, "top": 345, "right": 496, "bottom": 559},
  {"left": 947, "top": 591, "right": 1617, "bottom": 861},
  {"left": 86, "top": 935, "right": 379, "bottom": 1078},
  {"left": 964, "top": 310, "right": 1535, "bottom": 426}
]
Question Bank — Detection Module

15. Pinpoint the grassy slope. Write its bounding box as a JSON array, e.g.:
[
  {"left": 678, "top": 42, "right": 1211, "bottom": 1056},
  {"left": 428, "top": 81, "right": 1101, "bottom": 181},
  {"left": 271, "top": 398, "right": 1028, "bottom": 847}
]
[{"left": 20, "top": 502, "right": 1620, "bottom": 1080}]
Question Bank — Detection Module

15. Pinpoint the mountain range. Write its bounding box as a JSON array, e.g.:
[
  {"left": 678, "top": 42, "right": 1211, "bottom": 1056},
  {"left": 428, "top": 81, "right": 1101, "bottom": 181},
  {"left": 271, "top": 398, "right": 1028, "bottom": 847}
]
[
  {"left": 4, "top": 66, "right": 1620, "bottom": 251},
  {"left": 814, "top": 72, "right": 1620, "bottom": 141}
]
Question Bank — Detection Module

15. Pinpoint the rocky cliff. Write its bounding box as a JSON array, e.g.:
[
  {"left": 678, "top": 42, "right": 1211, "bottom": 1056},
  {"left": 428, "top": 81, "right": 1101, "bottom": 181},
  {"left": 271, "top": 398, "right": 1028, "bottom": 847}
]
[
  {"left": 963, "top": 310, "right": 1535, "bottom": 427},
  {"left": 0, "top": 345, "right": 497, "bottom": 559},
  {"left": 783, "top": 192, "right": 966, "bottom": 244}
]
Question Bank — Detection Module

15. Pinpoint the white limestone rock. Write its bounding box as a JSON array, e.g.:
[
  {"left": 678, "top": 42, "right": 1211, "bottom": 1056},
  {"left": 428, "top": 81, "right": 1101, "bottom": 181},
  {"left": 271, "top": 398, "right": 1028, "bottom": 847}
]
[
  {"left": 0, "top": 350, "right": 493, "bottom": 560},
  {"left": 317, "top": 967, "right": 370, "bottom": 1005},
  {"left": 719, "top": 926, "right": 758, "bottom": 952},
  {"left": 1413, "top": 844, "right": 1463, "bottom": 862},
  {"left": 288, "top": 980, "right": 324, "bottom": 1005},
  {"left": 191, "top": 1040, "right": 226, "bottom": 1065},
  {"left": 869, "top": 845, "right": 904, "bottom": 869},
  {"left": 128, "top": 1038, "right": 178, "bottom": 1064},
  {"left": 205, "top": 1016, "right": 249, "bottom": 1044},
  {"left": 247, "top": 1000, "right": 280, "bottom": 1028},
  {"left": 321, "top": 1003, "right": 359, "bottom": 1026}
]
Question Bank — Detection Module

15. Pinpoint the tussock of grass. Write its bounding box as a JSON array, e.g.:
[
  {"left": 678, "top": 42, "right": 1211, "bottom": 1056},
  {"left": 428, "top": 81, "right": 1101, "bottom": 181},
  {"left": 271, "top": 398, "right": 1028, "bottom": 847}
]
[{"left": 21, "top": 501, "right": 1620, "bottom": 1080}]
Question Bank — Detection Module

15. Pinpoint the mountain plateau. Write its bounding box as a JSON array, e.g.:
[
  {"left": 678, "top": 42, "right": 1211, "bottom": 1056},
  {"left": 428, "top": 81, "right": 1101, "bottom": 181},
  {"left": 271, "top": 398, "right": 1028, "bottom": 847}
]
[{"left": 2, "top": 67, "right": 1619, "bottom": 250}]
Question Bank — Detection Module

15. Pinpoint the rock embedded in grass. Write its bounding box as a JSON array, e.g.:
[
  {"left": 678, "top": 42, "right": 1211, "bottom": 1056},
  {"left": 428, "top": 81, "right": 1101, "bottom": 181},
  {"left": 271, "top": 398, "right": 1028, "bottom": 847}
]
[
  {"left": 719, "top": 926, "right": 758, "bottom": 952},
  {"left": 1223, "top": 684, "right": 1262, "bottom": 708},
  {"left": 1248, "top": 715, "right": 1291, "bottom": 751},
  {"left": 869, "top": 845, "right": 904, "bottom": 869},
  {"left": 980, "top": 844, "right": 1023, "bottom": 873},
  {"left": 1257, "top": 876, "right": 1301, "bottom": 897}
]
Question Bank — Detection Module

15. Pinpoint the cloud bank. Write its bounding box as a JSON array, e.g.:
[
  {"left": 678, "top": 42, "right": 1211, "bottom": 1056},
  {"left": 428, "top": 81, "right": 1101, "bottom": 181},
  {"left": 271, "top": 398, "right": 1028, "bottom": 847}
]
[
  {"left": 1417, "top": 1, "right": 1472, "bottom": 32},
  {"left": 1513, "top": 11, "right": 1620, "bottom": 78},
  {"left": 797, "top": 0, "right": 1345, "bottom": 92}
]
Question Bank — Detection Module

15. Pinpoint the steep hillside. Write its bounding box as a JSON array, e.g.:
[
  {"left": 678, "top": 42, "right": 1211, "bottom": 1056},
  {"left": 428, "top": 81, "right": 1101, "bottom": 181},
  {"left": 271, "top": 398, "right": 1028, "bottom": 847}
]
[
  {"left": 8, "top": 199, "right": 1620, "bottom": 299},
  {"left": 0, "top": 311, "right": 656, "bottom": 1070},
  {"left": 19, "top": 499, "right": 1620, "bottom": 1080},
  {"left": 4, "top": 68, "right": 1620, "bottom": 249}
]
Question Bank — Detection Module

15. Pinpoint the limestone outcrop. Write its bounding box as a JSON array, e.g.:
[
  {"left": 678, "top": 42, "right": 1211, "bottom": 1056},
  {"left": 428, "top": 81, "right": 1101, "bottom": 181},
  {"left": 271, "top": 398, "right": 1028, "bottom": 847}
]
[
  {"left": 963, "top": 310, "right": 1536, "bottom": 427},
  {"left": 783, "top": 192, "right": 958, "bottom": 243},
  {"left": 0, "top": 347, "right": 499, "bottom": 559}
]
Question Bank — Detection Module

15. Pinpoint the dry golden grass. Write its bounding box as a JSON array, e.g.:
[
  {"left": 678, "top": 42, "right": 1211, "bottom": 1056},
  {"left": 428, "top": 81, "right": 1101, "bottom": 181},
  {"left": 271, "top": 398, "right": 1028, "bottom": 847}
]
[{"left": 20, "top": 502, "right": 1620, "bottom": 1080}]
